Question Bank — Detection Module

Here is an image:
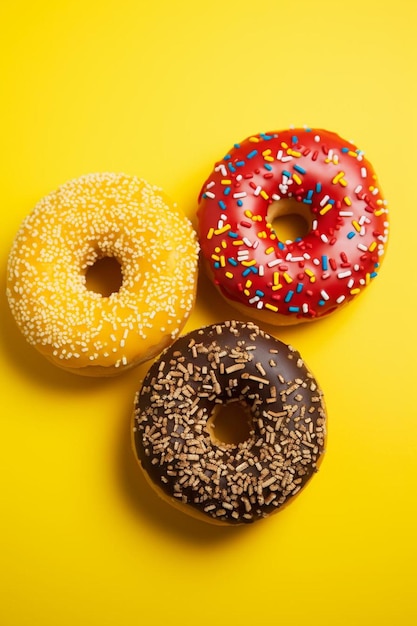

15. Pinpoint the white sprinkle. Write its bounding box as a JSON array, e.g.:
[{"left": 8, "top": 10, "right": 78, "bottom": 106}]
[
  {"left": 215, "top": 164, "right": 227, "bottom": 176},
  {"left": 337, "top": 270, "right": 352, "bottom": 279}
]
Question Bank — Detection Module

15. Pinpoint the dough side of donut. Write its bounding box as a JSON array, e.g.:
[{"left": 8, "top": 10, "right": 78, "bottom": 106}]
[
  {"left": 7, "top": 173, "right": 199, "bottom": 376},
  {"left": 133, "top": 320, "right": 327, "bottom": 525}
]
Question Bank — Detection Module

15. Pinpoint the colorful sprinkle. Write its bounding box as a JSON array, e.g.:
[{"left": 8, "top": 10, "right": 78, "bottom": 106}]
[{"left": 197, "top": 127, "right": 389, "bottom": 322}]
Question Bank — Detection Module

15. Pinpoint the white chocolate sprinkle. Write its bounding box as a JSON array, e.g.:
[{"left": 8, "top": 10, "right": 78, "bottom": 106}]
[{"left": 7, "top": 173, "right": 199, "bottom": 375}]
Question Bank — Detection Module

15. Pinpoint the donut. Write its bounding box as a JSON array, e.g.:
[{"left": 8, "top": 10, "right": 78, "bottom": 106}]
[
  {"left": 197, "top": 127, "right": 389, "bottom": 324},
  {"left": 132, "top": 320, "right": 326, "bottom": 525},
  {"left": 6, "top": 173, "right": 199, "bottom": 376}
]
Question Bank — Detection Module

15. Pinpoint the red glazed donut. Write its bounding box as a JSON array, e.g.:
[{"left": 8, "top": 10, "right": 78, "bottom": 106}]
[{"left": 197, "top": 128, "right": 389, "bottom": 324}]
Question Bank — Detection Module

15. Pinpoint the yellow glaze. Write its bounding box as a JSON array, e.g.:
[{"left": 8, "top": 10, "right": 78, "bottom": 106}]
[{"left": 7, "top": 173, "right": 199, "bottom": 375}]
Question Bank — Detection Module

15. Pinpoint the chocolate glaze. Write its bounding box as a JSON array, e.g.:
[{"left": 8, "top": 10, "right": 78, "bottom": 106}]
[{"left": 133, "top": 321, "right": 326, "bottom": 524}]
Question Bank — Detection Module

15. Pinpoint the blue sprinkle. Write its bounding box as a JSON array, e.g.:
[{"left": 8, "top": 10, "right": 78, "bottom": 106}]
[
  {"left": 305, "top": 127, "right": 312, "bottom": 132},
  {"left": 260, "top": 133, "right": 273, "bottom": 140},
  {"left": 322, "top": 255, "right": 328, "bottom": 271},
  {"left": 292, "top": 135, "right": 298, "bottom": 144},
  {"left": 236, "top": 160, "right": 246, "bottom": 167},
  {"left": 347, "top": 231, "right": 356, "bottom": 239},
  {"left": 224, "top": 154, "right": 231, "bottom": 161},
  {"left": 288, "top": 306, "right": 300, "bottom": 313},
  {"left": 318, "top": 300, "right": 326, "bottom": 307},
  {"left": 218, "top": 200, "right": 226, "bottom": 210},
  {"left": 223, "top": 187, "right": 231, "bottom": 196},
  {"left": 247, "top": 150, "right": 258, "bottom": 159},
  {"left": 329, "top": 198, "right": 335, "bottom": 205},
  {"left": 370, "top": 271, "right": 378, "bottom": 278},
  {"left": 242, "top": 266, "right": 258, "bottom": 277},
  {"left": 283, "top": 170, "right": 292, "bottom": 178},
  {"left": 278, "top": 241, "right": 285, "bottom": 250},
  {"left": 228, "top": 257, "right": 238, "bottom": 266},
  {"left": 296, "top": 282, "right": 303, "bottom": 293},
  {"left": 228, "top": 231, "right": 238, "bottom": 238},
  {"left": 234, "top": 143, "right": 241, "bottom": 148},
  {"left": 202, "top": 193, "right": 208, "bottom": 199},
  {"left": 214, "top": 262, "right": 220, "bottom": 269},
  {"left": 315, "top": 182, "right": 322, "bottom": 193},
  {"left": 285, "top": 290, "right": 294, "bottom": 303},
  {"left": 341, "top": 147, "right": 349, "bottom": 153},
  {"left": 237, "top": 200, "right": 243, "bottom": 207},
  {"left": 256, "top": 289, "right": 265, "bottom": 298},
  {"left": 294, "top": 164, "right": 307, "bottom": 174},
  {"left": 294, "top": 237, "right": 302, "bottom": 242},
  {"left": 264, "top": 163, "right": 273, "bottom": 171},
  {"left": 304, "top": 189, "right": 314, "bottom": 203},
  {"left": 228, "top": 162, "right": 236, "bottom": 173}
]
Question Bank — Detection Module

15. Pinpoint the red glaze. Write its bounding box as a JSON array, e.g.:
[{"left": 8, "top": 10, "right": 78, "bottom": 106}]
[{"left": 197, "top": 128, "right": 389, "bottom": 324}]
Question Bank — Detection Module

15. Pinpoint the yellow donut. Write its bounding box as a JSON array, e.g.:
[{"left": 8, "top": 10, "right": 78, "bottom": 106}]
[{"left": 7, "top": 173, "right": 200, "bottom": 376}]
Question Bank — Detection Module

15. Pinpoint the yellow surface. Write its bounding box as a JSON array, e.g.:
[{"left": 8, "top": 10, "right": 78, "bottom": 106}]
[{"left": 1, "top": 1, "right": 416, "bottom": 624}]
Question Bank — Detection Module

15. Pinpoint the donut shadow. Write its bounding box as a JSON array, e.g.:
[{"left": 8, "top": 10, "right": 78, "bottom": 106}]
[{"left": 117, "top": 394, "right": 254, "bottom": 545}]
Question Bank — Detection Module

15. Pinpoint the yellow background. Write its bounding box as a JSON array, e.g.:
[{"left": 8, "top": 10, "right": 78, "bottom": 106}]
[{"left": 1, "top": 1, "right": 416, "bottom": 625}]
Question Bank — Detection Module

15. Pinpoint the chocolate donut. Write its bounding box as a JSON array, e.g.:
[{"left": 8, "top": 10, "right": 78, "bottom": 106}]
[{"left": 132, "top": 320, "right": 326, "bottom": 525}]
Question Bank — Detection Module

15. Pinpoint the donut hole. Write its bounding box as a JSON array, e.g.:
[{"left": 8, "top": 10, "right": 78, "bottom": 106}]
[
  {"left": 85, "top": 256, "right": 123, "bottom": 297},
  {"left": 207, "top": 401, "right": 253, "bottom": 446},
  {"left": 267, "top": 198, "right": 312, "bottom": 244}
]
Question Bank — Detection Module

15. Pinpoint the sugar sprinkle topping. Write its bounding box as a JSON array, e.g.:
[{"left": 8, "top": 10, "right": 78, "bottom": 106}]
[
  {"left": 7, "top": 173, "right": 199, "bottom": 373},
  {"left": 133, "top": 320, "right": 326, "bottom": 524}
]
